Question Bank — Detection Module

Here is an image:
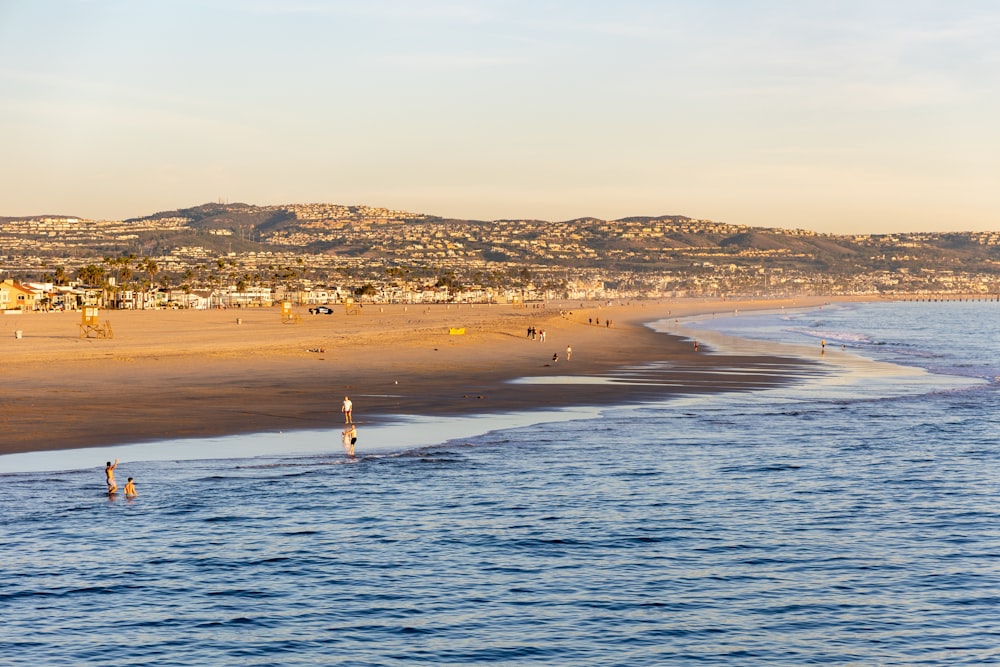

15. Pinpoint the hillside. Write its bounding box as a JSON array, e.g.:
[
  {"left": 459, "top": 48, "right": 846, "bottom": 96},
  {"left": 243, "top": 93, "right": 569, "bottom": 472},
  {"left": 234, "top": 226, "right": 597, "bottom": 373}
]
[{"left": 2, "top": 202, "right": 999, "bottom": 297}]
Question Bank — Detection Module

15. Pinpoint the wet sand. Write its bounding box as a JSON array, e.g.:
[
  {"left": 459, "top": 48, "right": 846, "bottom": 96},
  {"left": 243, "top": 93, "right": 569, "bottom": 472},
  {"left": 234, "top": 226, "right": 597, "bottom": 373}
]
[{"left": 0, "top": 297, "right": 843, "bottom": 454}]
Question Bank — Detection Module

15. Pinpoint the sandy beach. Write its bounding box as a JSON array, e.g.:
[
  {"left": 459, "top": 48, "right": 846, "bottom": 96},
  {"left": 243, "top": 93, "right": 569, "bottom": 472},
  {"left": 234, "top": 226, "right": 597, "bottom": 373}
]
[{"left": 0, "top": 297, "right": 844, "bottom": 455}]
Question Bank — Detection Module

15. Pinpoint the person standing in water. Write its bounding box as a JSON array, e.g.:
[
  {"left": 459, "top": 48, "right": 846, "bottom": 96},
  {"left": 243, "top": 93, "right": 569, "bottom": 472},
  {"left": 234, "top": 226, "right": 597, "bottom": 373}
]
[
  {"left": 124, "top": 477, "right": 137, "bottom": 497},
  {"left": 105, "top": 458, "right": 119, "bottom": 494},
  {"left": 342, "top": 396, "right": 353, "bottom": 424},
  {"left": 342, "top": 424, "right": 357, "bottom": 457}
]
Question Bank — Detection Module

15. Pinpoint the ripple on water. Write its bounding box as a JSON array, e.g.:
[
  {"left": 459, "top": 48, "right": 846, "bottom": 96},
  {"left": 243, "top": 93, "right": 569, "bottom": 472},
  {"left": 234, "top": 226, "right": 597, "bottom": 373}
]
[{"left": 3, "top": 304, "right": 1000, "bottom": 666}]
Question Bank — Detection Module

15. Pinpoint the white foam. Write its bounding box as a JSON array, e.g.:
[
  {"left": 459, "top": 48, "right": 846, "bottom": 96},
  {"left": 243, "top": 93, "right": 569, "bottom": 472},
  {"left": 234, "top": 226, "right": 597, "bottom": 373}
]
[{"left": 0, "top": 406, "right": 602, "bottom": 474}]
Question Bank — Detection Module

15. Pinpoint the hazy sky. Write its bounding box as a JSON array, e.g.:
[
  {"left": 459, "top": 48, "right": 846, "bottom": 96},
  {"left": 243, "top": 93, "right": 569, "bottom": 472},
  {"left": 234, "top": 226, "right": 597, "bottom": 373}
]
[{"left": 2, "top": 1, "right": 998, "bottom": 233}]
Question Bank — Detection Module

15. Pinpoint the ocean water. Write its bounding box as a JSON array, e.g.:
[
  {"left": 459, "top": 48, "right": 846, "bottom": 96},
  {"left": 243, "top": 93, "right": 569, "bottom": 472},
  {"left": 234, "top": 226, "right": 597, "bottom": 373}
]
[{"left": 1, "top": 301, "right": 998, "bottom": 666}]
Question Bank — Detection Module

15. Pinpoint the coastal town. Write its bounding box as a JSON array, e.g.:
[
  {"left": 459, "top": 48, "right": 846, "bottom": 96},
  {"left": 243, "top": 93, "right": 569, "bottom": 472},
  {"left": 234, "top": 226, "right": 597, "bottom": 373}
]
[{"left": 2, "top": 201, "right": 998, "bottom": 311}]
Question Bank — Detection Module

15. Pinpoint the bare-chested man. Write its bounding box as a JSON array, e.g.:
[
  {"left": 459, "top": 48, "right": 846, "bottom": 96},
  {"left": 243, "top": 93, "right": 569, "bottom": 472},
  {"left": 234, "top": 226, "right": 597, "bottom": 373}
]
[
  {"left": 105, "top": 458, "right": 119, "bottom": 494},
  {"left": 342, "top": 424, "right": 357, "bottom": 457}
]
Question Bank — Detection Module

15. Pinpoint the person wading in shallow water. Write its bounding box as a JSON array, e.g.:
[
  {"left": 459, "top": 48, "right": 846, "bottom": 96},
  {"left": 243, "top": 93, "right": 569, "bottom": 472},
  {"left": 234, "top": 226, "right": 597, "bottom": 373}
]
[
  {"left": 342, "top": 424, "right": 357, "bottom": 457},
  {"left": 105, "top": 458, "right": 119, "bottom": 494}
]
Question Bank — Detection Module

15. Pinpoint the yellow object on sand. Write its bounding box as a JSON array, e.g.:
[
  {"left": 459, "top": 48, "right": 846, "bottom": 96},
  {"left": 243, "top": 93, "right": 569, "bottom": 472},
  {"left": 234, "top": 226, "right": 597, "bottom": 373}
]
[{"left": 449, "top": 327, "right": 466, "bottom": 335}]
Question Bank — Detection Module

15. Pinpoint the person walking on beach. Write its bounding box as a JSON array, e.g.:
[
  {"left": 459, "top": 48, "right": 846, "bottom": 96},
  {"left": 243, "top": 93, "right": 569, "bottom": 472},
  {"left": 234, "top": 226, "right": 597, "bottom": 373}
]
[
  {"left": 342, "top": 396, "right": 353, "bottom": 424},
  {"left": 124, "top": 477, "right": 137, "bottom": 497},
  {"left": 105, "top": 458, "right": 119, "bottom": 494},
  {"left": 566, "top": 345, "right": 572, "bottom": 361}
]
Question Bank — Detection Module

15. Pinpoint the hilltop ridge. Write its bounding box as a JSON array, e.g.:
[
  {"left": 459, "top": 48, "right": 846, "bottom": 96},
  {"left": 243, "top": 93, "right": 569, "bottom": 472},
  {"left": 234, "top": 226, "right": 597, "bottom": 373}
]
[{"left": 2, "top": 202, "right": 998, "bottom": 298}]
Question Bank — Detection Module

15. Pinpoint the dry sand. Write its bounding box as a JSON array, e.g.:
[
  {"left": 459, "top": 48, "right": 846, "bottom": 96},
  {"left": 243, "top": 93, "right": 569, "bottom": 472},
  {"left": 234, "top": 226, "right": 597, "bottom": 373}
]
[{"left": 0, "top": 297, "right": 844, "bottom": 455}]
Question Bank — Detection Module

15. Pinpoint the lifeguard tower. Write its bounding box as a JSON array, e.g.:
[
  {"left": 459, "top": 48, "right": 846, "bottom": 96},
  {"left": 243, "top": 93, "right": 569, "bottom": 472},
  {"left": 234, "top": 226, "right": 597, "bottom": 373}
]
[
  {"left": 79, "top": 306, "right": 113, "bottom": 338},
  {"left": 281, "top": 301, "right": 301, "bottom": 324},
  {"left": 344, "top": 297, "right": 360, "bottom": 315}
]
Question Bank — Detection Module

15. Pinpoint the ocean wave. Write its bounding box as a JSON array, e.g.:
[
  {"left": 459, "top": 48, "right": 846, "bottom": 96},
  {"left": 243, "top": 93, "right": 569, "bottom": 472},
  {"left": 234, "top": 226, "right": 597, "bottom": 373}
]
[{"left": 784, "top": 327, "right": 873, "bottom": 344}]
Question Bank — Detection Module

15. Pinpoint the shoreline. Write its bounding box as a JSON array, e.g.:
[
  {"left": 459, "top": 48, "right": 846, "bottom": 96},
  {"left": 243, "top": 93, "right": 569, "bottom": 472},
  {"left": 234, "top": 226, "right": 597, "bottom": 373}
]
[{"left": 0, "top": 296, "right": 859, "bottom": 456}]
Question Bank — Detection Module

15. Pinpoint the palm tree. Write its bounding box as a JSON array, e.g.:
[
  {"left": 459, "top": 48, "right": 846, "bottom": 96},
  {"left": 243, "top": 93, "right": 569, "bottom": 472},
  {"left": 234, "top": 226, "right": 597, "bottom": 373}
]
[
  {"left": 76, "top": 264, "right": 108, "bottom": 307},
  {"left": 139, "top": 258, "right": 159, "bottom": 309},
  {"left": 119, "top": 259, "right": 133, "bottom": 287},
  {"left": 141, "top": 258, "right": 158, "bottom": 284},
  {"left": 77, "top": 264, "right": 105, "bottom": 286}
]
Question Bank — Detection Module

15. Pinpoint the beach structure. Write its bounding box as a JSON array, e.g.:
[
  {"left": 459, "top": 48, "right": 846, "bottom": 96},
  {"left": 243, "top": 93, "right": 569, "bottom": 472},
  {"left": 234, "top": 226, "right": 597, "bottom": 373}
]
[
  {"left": 79, "top": 306, "right": 113, "bottom": 338},
  {"left": 344, "top": 297, "right": 360, "bottom": 315},
  {"left": 281, "top": 301, "right": 302, "bottom": 324}
]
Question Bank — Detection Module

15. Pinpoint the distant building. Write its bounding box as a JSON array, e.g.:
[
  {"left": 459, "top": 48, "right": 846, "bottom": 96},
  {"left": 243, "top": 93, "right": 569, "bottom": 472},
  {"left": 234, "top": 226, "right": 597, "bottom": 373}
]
[
  {"left": 0, "top": 279, "right": 38, "bottom": 311},
  {"left": 169, "top": 289, "right": 213, "bottom": 310},
  {"left": 222, "top": 287, "right": 272, "bottom": 308}
]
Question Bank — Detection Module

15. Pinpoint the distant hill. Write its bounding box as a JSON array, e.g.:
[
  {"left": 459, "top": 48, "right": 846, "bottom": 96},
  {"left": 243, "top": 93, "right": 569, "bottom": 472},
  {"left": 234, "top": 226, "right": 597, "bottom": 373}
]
[
  {"left": 132, "top": 202, "right": 298, "bottom": 234},
  {"left": 2, "top": 202, "right": 999, "bottom": 292}
]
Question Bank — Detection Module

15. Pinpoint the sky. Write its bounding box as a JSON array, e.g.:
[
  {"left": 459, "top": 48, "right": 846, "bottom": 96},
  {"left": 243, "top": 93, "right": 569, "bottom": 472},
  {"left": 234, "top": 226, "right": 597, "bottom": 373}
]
[{"left": 1, "top": 1, "right": 998, "bottom": 234}]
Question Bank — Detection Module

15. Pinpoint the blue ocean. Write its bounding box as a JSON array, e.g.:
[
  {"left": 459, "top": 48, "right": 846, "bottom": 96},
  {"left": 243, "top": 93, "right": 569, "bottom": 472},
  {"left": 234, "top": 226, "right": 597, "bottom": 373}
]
[{"left": 2, "top": 300, "right": 998, "bottom": 666}]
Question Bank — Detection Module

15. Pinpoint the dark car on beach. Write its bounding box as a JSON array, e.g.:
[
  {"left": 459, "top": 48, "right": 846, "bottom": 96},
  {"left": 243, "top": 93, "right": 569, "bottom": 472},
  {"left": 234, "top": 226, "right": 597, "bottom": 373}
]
[{"left": 309, "top": 306, "right": 334, "bottom": 315}]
